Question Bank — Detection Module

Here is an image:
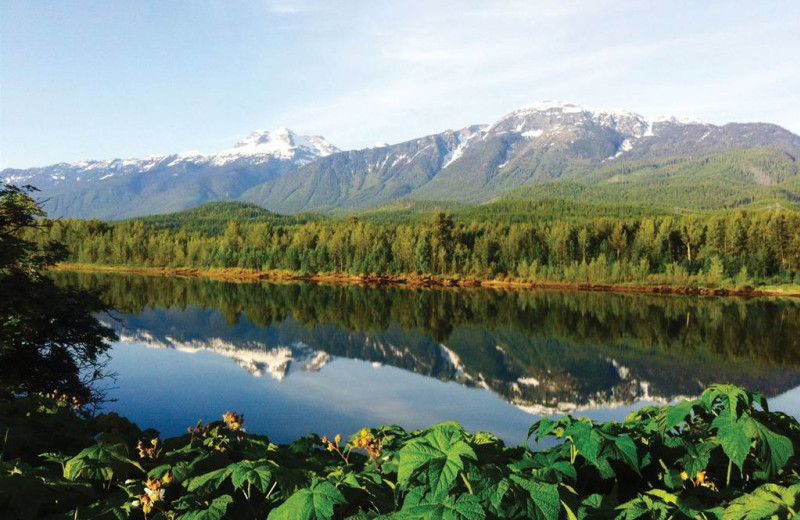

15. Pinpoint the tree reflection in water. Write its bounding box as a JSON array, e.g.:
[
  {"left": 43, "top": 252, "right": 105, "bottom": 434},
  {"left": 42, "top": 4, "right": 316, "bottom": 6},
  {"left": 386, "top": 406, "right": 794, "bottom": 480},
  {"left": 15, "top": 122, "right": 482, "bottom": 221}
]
[{"left": 50, "top": 271, "right": 800, "bottom": 414}]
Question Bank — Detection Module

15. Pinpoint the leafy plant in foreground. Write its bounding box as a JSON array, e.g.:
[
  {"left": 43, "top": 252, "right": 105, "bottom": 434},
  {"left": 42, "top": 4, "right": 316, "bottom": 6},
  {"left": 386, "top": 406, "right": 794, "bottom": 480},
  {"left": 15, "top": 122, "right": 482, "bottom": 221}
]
[{"left": 1, "top": 384, "right": 800, "bottom": 519}]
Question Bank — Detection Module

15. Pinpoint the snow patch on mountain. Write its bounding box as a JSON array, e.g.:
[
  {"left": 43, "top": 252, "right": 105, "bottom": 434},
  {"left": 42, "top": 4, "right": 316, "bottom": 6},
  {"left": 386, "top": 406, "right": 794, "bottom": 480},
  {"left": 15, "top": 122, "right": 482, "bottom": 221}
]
[
  {"left": 3, "top": 128, "right": 339, "bottom": 188},
  {"left": 212, "top": 128, "right": 339, "bottom": 166},
  {"left": 116, "top": 328, "right": 330, "bottom": 380}
]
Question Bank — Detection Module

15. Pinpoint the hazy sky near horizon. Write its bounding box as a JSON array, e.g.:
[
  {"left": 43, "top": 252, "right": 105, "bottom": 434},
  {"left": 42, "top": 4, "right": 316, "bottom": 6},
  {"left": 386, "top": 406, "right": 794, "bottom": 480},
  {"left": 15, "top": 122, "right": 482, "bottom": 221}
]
[{"left": 2, "top": 0, "right": 799, "bottom": 168}]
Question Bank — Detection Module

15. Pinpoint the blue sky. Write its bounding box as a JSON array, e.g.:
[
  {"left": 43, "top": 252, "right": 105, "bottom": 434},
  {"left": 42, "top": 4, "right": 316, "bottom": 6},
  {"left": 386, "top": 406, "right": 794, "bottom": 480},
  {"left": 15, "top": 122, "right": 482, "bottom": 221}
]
[{"left": 2, "top": 0, "right": 798, "bottom": 168}]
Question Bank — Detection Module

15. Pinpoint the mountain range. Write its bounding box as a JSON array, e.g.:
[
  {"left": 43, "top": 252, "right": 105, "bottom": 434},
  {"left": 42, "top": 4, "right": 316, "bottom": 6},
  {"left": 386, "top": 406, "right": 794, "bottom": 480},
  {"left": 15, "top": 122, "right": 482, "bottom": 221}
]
[{"left": 4, "top": 101, "right": 800, "bottom": 218}]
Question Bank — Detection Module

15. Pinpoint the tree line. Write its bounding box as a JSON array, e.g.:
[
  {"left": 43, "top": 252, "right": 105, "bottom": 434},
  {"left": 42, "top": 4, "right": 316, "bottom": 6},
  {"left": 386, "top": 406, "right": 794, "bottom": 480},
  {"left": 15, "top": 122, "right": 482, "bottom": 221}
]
[{"left": 33, "top": 207, "right": 800, "bottom": 287}]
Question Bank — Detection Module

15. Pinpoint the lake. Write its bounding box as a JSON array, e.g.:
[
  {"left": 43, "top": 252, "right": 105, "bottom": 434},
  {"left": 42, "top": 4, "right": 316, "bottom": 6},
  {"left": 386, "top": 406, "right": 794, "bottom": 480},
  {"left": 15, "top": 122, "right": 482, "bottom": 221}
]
[{"left": 51, "top": 271, "right": 800, "bottom": 446}]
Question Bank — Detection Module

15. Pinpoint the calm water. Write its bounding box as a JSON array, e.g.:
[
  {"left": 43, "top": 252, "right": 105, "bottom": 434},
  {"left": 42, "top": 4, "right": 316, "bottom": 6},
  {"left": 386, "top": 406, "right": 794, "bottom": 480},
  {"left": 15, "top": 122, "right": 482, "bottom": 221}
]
[{"left": 52, "top": 271, "right": 800, "bottom": 446}]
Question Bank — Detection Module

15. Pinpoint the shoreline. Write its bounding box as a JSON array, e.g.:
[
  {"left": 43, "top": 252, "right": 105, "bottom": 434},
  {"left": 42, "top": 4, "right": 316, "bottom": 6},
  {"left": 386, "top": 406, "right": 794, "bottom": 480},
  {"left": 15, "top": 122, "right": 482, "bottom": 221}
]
[{"left": 51, "top": 263, "right": 800, "bottom": 298}]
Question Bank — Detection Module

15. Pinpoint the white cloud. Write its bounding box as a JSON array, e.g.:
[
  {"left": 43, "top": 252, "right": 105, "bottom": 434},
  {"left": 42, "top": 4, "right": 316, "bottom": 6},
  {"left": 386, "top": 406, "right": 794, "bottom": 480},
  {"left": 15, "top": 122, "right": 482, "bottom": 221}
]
[
  {"left": 3, "top": 0, "right": 798, "bottom": 166},
  {"left": 264, "top": 3, "right": 799, "bottom": 149}
]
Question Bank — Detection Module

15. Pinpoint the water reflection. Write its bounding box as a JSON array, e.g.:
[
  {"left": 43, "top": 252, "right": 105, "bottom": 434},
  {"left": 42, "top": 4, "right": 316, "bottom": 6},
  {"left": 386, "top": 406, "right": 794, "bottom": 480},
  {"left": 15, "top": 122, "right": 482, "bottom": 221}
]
[{"left": 51, "top": 271, "right": 800, "bottom": 441}]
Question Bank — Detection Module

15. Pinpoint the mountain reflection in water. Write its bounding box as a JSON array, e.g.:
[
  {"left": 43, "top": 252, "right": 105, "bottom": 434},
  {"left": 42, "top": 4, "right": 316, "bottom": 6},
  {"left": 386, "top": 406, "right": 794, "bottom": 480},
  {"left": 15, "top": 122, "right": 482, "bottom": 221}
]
[{"left": 51, "top": 271, "right": 800, "bottom": 441}]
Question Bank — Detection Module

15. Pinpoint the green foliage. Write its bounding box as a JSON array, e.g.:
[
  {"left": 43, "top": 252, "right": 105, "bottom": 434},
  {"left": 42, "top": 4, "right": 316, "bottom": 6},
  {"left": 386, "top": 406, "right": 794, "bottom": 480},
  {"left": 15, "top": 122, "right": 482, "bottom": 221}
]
[
  {"left": 3, "top": 385, "right": 800, "bottom": 519},
  {"left": 267, "top": 480, "right": 345, "bottom": 520},
  {"left": 505, "top": 149, "right": 800, "bottom": 211},
  {"left": 397, "top": 422, "right": 476, "bottom": 499},
  {"left": 0, "top": 184, "right": 116, "bottom": 404},
  {"left": 724, "top": 483, "right": 800, "bottom": 520},
  {"left": 35, "top": 201, "right": 800, "bottom": 289},
  {"left": 128, "top": 201, "right": 318, "bottom": 234}
]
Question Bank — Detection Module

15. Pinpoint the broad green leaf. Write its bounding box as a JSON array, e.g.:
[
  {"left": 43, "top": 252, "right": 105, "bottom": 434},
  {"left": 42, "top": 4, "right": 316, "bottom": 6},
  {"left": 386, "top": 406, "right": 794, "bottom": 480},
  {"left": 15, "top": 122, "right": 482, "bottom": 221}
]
[
  {"left": 646, "top": 489, "right": 677, "bottom": 505},
  {"left": 530, "top": 418, "right": 558, "bottom": 441},
  {"left": 676, "top": 440, "right": 714, "bottom": 478},
  {"left": 268, "top": 480, "right": 346, "bottom": 520},
  {"left": 471, "top": 431, "right": 501, "bottom": 446},
  {"left": 752, "top": 421, "right": 794, "bottom": 476},
  {"left": 471, "top": 464, "right": 510, "bottom": 515},
  {"left": 390, "top": 493, "right": 485, "bottom": 520},
  {"left": 713, "top": 414, "right": 752, "bottom": 470},
  {"left": 663, "top": 400, "right": 701, "bottom": 431},
  {"left": 229, "top": 460, "right": 272, "bottom": 494},
  {"left": 510, "top": 475, "right": 560, "bottom": 520},
  {"left": 607, "top": 433, "right": 639, "bottom": 473},
  {"left": 171, "top": 451, "right": 229, "bottom": 483},
  {"left": 147, "top": 463, "right": 174, "bottom": 479},
  {"left": 397, "top": 423, "right": 476, "bottom": 499},
  {"left": 185, "top": 467, "right": 233, "bottom": 493},
  {"left": 724, "top": 483, "right": 800, "bottom": 520},
  {"left": 616, "top": 494, "right": 671, "bottom": 520},
  {"left": 564, "top": 421, "right": 639, "bottom": 474},
  {"left": 578, "top": 493, "right": 617, "bottom": 520},
  {"left": 511, "top": 450, "right": 576, "bottom": 484},
  {"left": 702, "top": 384, "right": 751, "bottom": 418},
  {"left": 563, "top": 421, "right": 600, "bottom": 462},
  {"left": 63, "top": 443, "right": 140, "bottom": 481},
  {"left": 179, "top": 494, "right": 233, "bottom": 520}
]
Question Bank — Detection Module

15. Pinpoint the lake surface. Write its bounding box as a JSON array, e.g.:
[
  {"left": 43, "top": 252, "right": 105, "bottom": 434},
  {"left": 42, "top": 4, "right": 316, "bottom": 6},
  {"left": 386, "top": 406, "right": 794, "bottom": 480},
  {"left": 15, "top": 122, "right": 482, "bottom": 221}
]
[{"left": 52, "top": 271, "right": 800, "bottom": 446}]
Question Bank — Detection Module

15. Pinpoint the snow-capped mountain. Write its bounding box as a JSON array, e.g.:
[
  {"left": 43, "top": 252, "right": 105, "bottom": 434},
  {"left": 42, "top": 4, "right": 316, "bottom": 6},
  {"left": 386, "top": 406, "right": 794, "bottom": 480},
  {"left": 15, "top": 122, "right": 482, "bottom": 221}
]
[
  {"left": 1, "top": 128, "right": 338, "bottom": 218},
  {"left": 239, "top": 125, "right": 487, "bottom": 212},
  {"left": 211, "top": 127, "right": 339, "bottom": 167},
  {"left": 3, "top": 128, "right": 338, "bottom": 190},
  {"left": 248, "top": 101, "right": 800, "bottom": 212},
  {"left": 117, "top": 328, "right": 331, "bottom": 381},
  {"left": 4, "top": 101, "right": 800, "bottom": 217},
  {"left": 484, "top": 100, "right": 651, "bottom": 140}
]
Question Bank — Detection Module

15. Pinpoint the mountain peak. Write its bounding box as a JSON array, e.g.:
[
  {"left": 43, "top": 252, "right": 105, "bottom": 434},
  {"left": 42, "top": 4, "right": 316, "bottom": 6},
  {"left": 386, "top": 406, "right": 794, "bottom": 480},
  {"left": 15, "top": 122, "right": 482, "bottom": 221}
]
[
  {"left": 214, "top": 128, "right": 339, "bottom": 165},
  {"left": 509, "top": 100, "right": 646, "bottom": 121},
  {"left": 506, "top": 100, "right": 707, "bottom": 129},
  {"left": 517, "top": 99, "right": 587, "bottom": 113}
]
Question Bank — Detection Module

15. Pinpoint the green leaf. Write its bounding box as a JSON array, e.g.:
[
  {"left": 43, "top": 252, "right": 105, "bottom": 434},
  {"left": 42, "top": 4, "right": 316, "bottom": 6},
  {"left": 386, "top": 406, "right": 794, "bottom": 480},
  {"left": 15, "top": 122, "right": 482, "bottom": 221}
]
[
  {"left": 529, "top": 418, "right": 558, "bottom": 442},
  {"left": 510, "top": 475, "right": 560, "bottom": 520},
  {"left": 229, "top": 460, "right": 273, "bottom": 494},
  {"left": 179, "top": 494, "right": 234, "bottom": 520},
  {"left": 471, "top": 431, "right": 501, "bottom": 446},
  {"left": 714, "top": 414, "right": 752, "bottom": 470},
  {"left": 397, "top": 423, "right": 477, "bottom": 499},
  {"left": 646, "top": 489, "right": 677, "bottom": 505},
  {"left": 391, "top": 493, "right": 485, "bottom": 520},
  {"left": 578, "top": 493, "right": 617, "bottom": 520},
  {"left": 702, "top": 384, "right": 751, "bottom": 418},
  {"left": 606, "top": 432, "right": 639, "bottom": 474},
  {"left": 268, "top": 480, "right": 346, "bottom": 520},
  {"left": 563, "top": 421, "right": 639, "bottom": 475},
  {"left": 147, "top": 463, "right": 173, "bottom": 479},
  {"left": 185, "top": 467, "right": 233, "bottom": 493},
  {"left": 471, "top": 464, "right": 510, "bottom": 515},
  {"left": 675, "top": 439, "right": 714, "bottom": 478},
  {"left": 752, "top": 421, "right": 794, "bottom": 476},
  {"left": 511, "top": 450, "right": 576, "bottom": 484},
  {"left": 63, "top": 443, "right": 140, "bottom": 481},
  {"left": 663, "top": 400, "right": 701, "bottom": 431},
  {"left": 169, "top": 451, "right": 229, "bottom": 483},
  {"left": 563, "top": 421, "right": 600, "bottom": 462},
  {"left": 615, "top": 494, "right": 671, "bottom": 520},
  {"left": 724, "top": 483, "right": 800, "bottom": 520}
]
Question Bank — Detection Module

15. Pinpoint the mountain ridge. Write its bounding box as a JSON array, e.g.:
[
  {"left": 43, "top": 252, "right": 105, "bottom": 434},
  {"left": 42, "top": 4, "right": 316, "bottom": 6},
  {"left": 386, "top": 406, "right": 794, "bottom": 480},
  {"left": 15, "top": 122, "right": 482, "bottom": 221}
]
[
  {"left": 1, "top": 128, "right": 339, "bottom": 219},
  {"left": 4, "top": 101, "right": 800, "bottom": 218}
]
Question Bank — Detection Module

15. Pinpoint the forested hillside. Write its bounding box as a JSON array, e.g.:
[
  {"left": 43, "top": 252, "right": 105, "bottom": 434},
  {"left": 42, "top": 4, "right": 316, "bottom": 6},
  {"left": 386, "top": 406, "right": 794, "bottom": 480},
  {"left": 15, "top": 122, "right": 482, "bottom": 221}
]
[
  {"left": 36, "top": 201, "right": 800, "bottom": 289},
  {"left": 503, "top": 149, "right": 800, "bottom": 211}
]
